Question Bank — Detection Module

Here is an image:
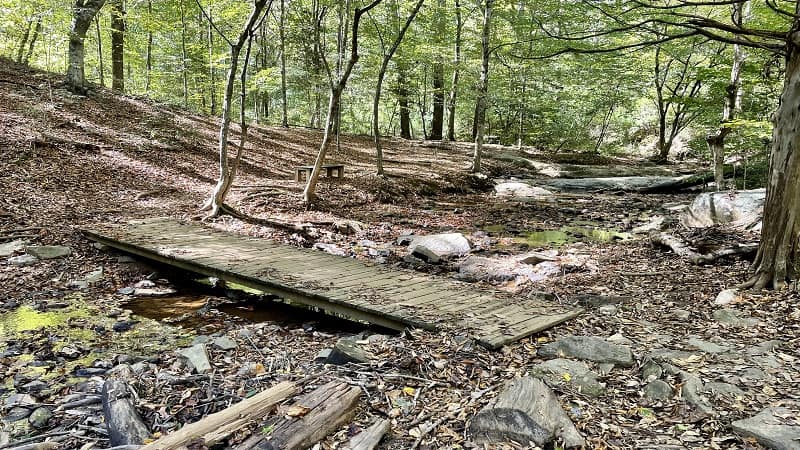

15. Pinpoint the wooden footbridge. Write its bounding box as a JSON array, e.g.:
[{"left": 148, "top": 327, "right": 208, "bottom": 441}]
[{"left": 83, "top": 218, "right": 581, "bottom": 348}]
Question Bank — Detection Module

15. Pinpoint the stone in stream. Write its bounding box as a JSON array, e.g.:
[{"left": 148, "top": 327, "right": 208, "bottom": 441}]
[
  {"left": 176, "top": 343, "right": 212, "bottom": 373},
  {"left": 26, "top": 245, "right": 72, "bottom": 260},
  {"left": 28, "top": 407, "right": 53, "bottom": 429},
  {"left": 732, "top": 407, "right": 800, "bottom": 450},
  {"left": 469, "top": 376, "right": 585, "bottom": 448},
  {"left": 408, "top": 233, "right": 471, "bottom": 263},
  {"left": 538, "top": 336, "right": 635, "bottom": 367},
  {"left": 0, "top": 239, "right": 28, "bottom": 257},
  {"left": 8, "top": 254, "right": 38, "bottom": 266},
  {"left": 531, "top": 358, "right": 605, "bottom": 397}
]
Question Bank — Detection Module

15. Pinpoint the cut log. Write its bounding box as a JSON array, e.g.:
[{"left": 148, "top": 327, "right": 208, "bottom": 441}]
[
  {"left": 254, "top": 380, "right": 362, "bottom": 450},
  {"left": 102, "top": 380, "right": 151, "bottom": 446},
  {"left": 649, "top": 231, "right": 758, "bottom": 265},
  {"left": 343, "top": 419, "right": 391, "bottom": 450},
  {"left": 140, "top": 381, "right": 297, "bottom": 450},
  {"left": 469, "top": 376, "right": 585, "bottom": 448}
]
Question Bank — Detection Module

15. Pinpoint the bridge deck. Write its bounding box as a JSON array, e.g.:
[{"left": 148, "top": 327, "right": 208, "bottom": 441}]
[{"left": 83, "top": 218, "right": 581, "bottom": 349}]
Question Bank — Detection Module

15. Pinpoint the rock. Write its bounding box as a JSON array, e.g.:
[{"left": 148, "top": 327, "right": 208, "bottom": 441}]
[
  {"left": 176, "top": 344, "right": 212, "bottom": 373},
  {"left": 0, "top": 239, "right": 28, "bottom": 257},
  {"left": 517, "top": 250, "right": 559, "bottom": 265},
  {"left": 28, "top": 407, "right": 52, "bottom": 429},
  {"left": 732, "top": 407, "right": 800, "bottom": 450},
  {"left": 57, "top": 346, "right": 82, "bottom": 359},
  {"left": 315, "top": 348, "right": 333, "bottom": 362},
  {"left": 456, "top": 256, "right": 518, "bottom": 283},
  {"left": 469, "top": 376, "right": 585, "bottom": 448},
  {"left": 680, "top": 189, "right": 765, "bottom": 229},
  {"left": 741, "top": 367, "right": 769, "bottom": 381},
  {"left": 117, "top": 287, "right": 136, "bottom": 295},
  {"left": 134, "top": 280, "right": 156, "bottom": 288},
  {"left": 679, "top": 372, "right": 713, "bottom": 415},
  {"left": 92, "top": 242, "right": 108, "bottom": 251},
  {"left": 112, "top": 320, "right": 137, "bottom": 332},
  {"left": 598, "top": 304, "right": 617, "bottom": 315},
  {"left": 26, "top": 245, "right": 72, "bottom": 260},
  {"left": 8, "top": 254, "right": 38, "bottom": 266},
  {"left": 713, "top": 308, "right": 759, "bottom": 327},
  {"left": 606, "top": 333, "right": 633, "bottom": 346},
  {"left": 687, "top": 337, "right": 730, "bottom": 354},
  {"left": 85, "top": 266, "right": 104, "bottom": 283},
  {"left": 641, "top": 360, "right": 663, "bottom": 383},
  {"left": 117, "top": 255, "right": 136, "bottom": 263},
  {"left": 313, "top": 242, "right": 347, "bottom": 256},
  {"left": 133, "top": 287, "right": 177, "bottom": 297},
  {"left": 494, "top": 181, "right": 554, "bottom": 199},
  {"left": 5, "top": 406, "right": 32, "bottom": 422},
  {"left": 408, "top": 233, "right": 470, "bottom": 263},
  {"left": 211, "top": 336, "right": 237, "bottom": 351},
  {"left": 572, "top": 294, "right": 627, "bottom": 307},
  {"left": 714, "top": 289, "right": 740, "bottom": 306},
  {"left": 644, "top": 380, "right": 673, "bottom": 401},
  {"left": 747, "top": 340, "right": 782, "bottom": 356},
  {"left": 542, "top": 176, "right": 682, "bottom": 192},
  {"left": 326, "top": 336, "right": 374, "bottom": 365},
  {"left": 531, "top": 358, "right": 605, "bottom": 397},
  {"left": 68, "top": 280, "right": 89, "bottom": 290},
  {"left": 75, "top": 367, "right": 108, "bottom": 377},
  {"left": 538, "top": 336, "right": 634, "bottom": 367},
  {"left": 704, "top": 382, "right": 745, "bottom": 399},
  {"left": 5, "top": 393, "right": 37, "bottom": 408},
  {"left": 673, "top": 309, "right": 691, "bottom": 320},
  {"left": 21, "top": 380, "right": 48, "bottom": 393},
  {"left": 631, "top": 216, "right": 665, "bottom": 234}
]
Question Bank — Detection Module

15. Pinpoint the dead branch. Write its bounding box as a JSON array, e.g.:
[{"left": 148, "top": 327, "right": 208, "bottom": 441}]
[{"left": 649, "top": 230, "right": 758, "bottom": 265}]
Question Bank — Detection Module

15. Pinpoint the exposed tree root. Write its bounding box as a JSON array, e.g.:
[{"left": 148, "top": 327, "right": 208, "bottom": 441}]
[
  {"left": 204, "top": 202, "right": 315, "bottom": 240},
  {"left": 649, "top": 230, "right": 758, "bottom": 265}
]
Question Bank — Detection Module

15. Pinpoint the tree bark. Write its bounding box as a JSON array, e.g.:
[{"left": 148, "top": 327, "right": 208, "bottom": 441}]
[
  {"left": 23, "top": 17, "right": 43, "bottom": 65},
  {"left": 68, "top": 0, "right": 107, "bottom": 94},
  {"left": 343, "top": 419, "right": 391, "bottom": 450},
  {"left": 95, "top": 15, "right": 105, "bottom": 87},
  {"left": 16, "top": 19, "right": 32, "bottom": 64},
  {"left": 102, "top": 380, "right": 150, "bottom": 446},
  {"left": 145, "top": 0, "right": 152, "bottom": 92},
  {"left": 397, "top": 65, "right": 411, "bottom": 139},
  {"left": 373, "top": 0, "right": 425, "bottom": 175},
  {"left": 446, "top": 0, "right": 462, "bottom": 142},
  {"left": 110, "top": 0, "right": 125, "bottom": 92},
  {"left": 208, "top": 8, "right": 217, "bottom": 115},
  {"left": 280, "top": 0, "right": 289, "bottom": 127},
  {"left": 471, "top": 0, "right": 492, "bottom": 173},
  {"left": 743, "top": 29, "right": 800, "bottom": 290},
  {"left": 180, "top": 0, "right": 189, "bottom": 107}
]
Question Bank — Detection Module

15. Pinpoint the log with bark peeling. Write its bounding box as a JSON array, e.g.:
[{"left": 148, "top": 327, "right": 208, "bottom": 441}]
[
  {"left": 140, "top": 381, "right": 297, "bottom": 450},
  {"left": 343, "top": 419, "right": 391, "bottom": 450},
  {"left": 244, "top": 380, "right": 362, "bottom": 450},
  {"left": 649, "top": 230, "right": 758, "bottom": 265},
  {"left": 102, "top": 380, "right": 151, "bottom": 446}
]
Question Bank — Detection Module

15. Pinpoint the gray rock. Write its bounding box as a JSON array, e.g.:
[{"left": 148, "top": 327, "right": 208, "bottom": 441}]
[
  {"left": 408, "top": 233, "right": 470, "bottom": 263},
  {"left": 8, "top": 254, "right": 38, "bottom": 266},
  {"left": 117, "top": 255, "right": 136, "bottom": 263},
  {"left": 313, "top": 242, "right": 347, "bottom": 256},
  {"left": 641, "top": 360, "right": 663, "bottom": 382},
  {"left": 645, "top": 380, "right": 673, "bottom": 401},
  {"left": 747, "top": 340, "right": 782, "bottom": 356},
  {"left": 5, "top": 393, "right": 37, "bottom": 408},
  {"left": 572, "top": 294, "right": 627, "bottom": 308},
  {"left": 751, "top": 354, "right": 782, "bottom": 369},
  {"left": 704, "top": 382, "right": 745, "bottom": 399},
  {"left": 326, "top": 336, "right": 373, "bottom": 365},
  {"left": 68, "top": 280, "right": 89, "bottom": 290},
  {"left": 648, "top": 348, "right": 695, "bottom": 364},
  {"left": 597, "top": 363, "right": 615, "bottom": 375},
  {"left": 679, "top": 372, "right": 713, "bottom": 415},
  {"left": 5, "top": 406, "right": 32, "bottom": 422},
  {"left": 741, "top": 367, "right": 770, "bottom": 381},
  {"left": 673, "top": 309, "right": 691, "bottom": 320},
  {"left": 531, "top": 358, "right": 605, "bottom": 397},
  {"left": 28, "top": 407, "right": 52, "bottom": 429},
  {"left": 117, "top": 287, "right": 135, "bottom": 295},
  {"left": 469, "top": 376, "right": 585, "bottom": 448},
  {"left": 606, "top": 333, "right": 634, "bottom": 346},
  {"left": 517, "top": 250, "right": 559, "bottom": 265},
  {"left": 687, "top": 337, "right": 730, "bottom": 354},
  {"left": 538, "top": 336, "right": 634, "bottom": 367},
  {"left": 26, "top": 245, "right": 72, "bottom": 260},
  {"left": 315, "top": 348, "right": 332, "bottom": 362},
  {"left": 713, "top": 308, "right": 759, "bottom": 327},
  {"left": 681, "top": 189, "right": 764, "bottom": 230},
  {"left": 714, "top": 289, "right": 740, "bottom": 306},
  {"left": 456, "top": 256, "right": 517, "bottom": 283},
  {"left": 211, "top": 336, "right": 237, "bottom": 351},
  {"left": 85, "top": 266, "right": 104, "bottom": 283},
  {"left": 0, "top": 239, "right": 28, "bottom": 257},
  {"left": 732, "top": 407, "right": 800, "bottom": 450},
  {"left": 598, "top": 304, "right": 617, "bottom": 315},
  {"left": 494, "top": 181, "right": 553, "bottom": 199},
  {"left": 22, "top": 380, "right": 48, "bottom": 393},
  {"left": 176, "top": 344, "right": 212, "bottom": 373},
  {"left": 542, "top": 176, "right": 682, "bottom": 192}
]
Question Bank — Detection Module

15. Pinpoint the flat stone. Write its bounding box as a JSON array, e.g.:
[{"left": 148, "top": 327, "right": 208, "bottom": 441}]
[
  {"left": 326, "top": 336, "right": 374, "bottom": 365},
  {"left": 313, "top": 242, "right": 347, "bottom": 256},
  {"left": 679, "top": 372, "right": 713, "bottom": 415},
  {"left": 741, "top": 367, "right": 770, "bottom": 381},
  {"left": 5, "top": 393, "right": 37, "bottom": 408},
  {"left": 645, "top": 380, "right": 673, "bottom": 401},
  {"left": 26, "top": 245, "right": 72, "bottom": 260},
  {"left": 648, "top": 348, "right": 695, "bottom": 364},
  {"left": 85, "top": 266, "right": 104, "bottom": 283},
  {"left": 732, "top": 407, "right": 800, "bottom": 450},
  {"left": 176, "top": 344, "right": 212, "bottom": 373},
  {"left": 0, "top": 239, "right": 28, "bottom": 257},
  {"left": 687, "top": 337, "right": 730, "bottom": 354},
  {"left": 704, "top": 382, "right": 745, "bottom": 399},
  {"left": 747, "top": 340, "right": 783, "bottom": 356},
  {"left": 673, "top": 309, "right": 691, "bottom": 320},
  {"left": 517, "top": 250, "right": 559, "bottom": 265},
  {"left": 408, "top": 233, "right": 470, "bottom": 263},
  {"left": 8, "top": 254, "right": 38, "bottom": 266},
  {"left": 531, "top": 358, "right": 605, "bottom": 397},
  {"left": 494, "top": 182, "right": 554, "bottom": 199},
  {"left": 28, "top": 407, "right": 52, "bottom": 429},
  {"left": 606, "top": 333, "right": 634, "bottom": 346},
  {"left": 315, "top": 348, "right": 333, "bottom": 362},
  {"left": 598, "top": 305, "right": 617, "bottom": 315},
  {"left": 5, "top": 406, "right": 32, "bottom": 422},
  {"left": 681, "top": 189, "right": 764, "bottom": 230},
  {"left": 538, "top": 335, "right": 634, "bottom": 367},
  {"left": 211, "top": 336, "right": 237, "bottom": 351},
  {"left": 456, "top": 256, "right": 518, "bottom": 283},
  {"left": 713, "top": 308, "right": 759, "bottom": 327}
]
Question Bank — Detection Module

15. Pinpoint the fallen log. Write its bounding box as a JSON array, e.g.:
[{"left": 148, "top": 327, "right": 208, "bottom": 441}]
[
  {"left": 251, "top": 380, "right": 362, "bottom": 450},
  {"left": 102, "top": 380, "right": 151, "bottom": 446},
  {"left": 649, "top": 231, "right": 758, "bottom": 265},
  {"left": 140, "top": 381, "right": 297, "bottom": 450},
  {"left": 343, "top": 419, "right": 391, "bottom": 450},
  {"left": 3, "top": 444, "right": 58, "bottom": 450}
]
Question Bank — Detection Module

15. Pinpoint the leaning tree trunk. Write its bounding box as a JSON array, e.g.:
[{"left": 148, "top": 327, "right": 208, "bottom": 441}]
[
  {"left": 471, "top": 0, "right": 492, "bottom": 173},
  {"left": 23, "top": 17, "right": 43, "bottom": 65},
  {"left": 68, "top": 0, "right": 107, "bottom": 94},
  {"left": 446, "top": 0, "right": 462, "bottom": 142},
  {"left": 373, "top": 0, "right": 425, "bottom": 175},
  {"left": 16, "top": 19, "right": 32, "bottom": 64},
  {"left": 743, "top": 39, "right": 800, "bottom": 290},
  {"left": 110, "top": 0, "right": 125, "bottom": 92}
]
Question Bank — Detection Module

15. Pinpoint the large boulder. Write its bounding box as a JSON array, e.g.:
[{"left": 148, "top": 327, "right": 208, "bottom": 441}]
[
  {"left": 732, "top": 407, "right": 800, "bottom": 450},
  {"left": 26, "top": 245, "right": 72, "bottom": 260},
  {"left": 680, "top": 189, "right": 765, "bottom": 229},
  {"left": 538, "top": 335, "right": 634, "bottom": 367},
  {"left": 408, "top": 233, "right": 470, "bottom": 263},
  {"left": 494, "top": 182, "right": 553, "bottom": 199}
]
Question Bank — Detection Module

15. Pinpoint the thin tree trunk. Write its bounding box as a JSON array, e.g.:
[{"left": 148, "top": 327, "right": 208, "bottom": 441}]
[
  {"left": 428, "top": 0, "right": 445, "bottom": 140},
  {"left": 374, "top": 0, "right": 425, "bottom": 175},
  {"left": 397, "top": 66, "right": 411, "bottom": 139},
  {"left": 280, "top": 0, "right": 289, "bottom": 127},
  {"left": 95, "top": 15, "right": 105, "bottom": 87},
  {"left": 16, "top": 19, "right": 32, "bottom": 64},
  {"left": 23, "top": 18, "right": 42, "bottom": 65},
  {"left": 472, "top": 0, "right": 492, "bottom": 173},
  {"left": 180, "top": 0, "right": 189, "bottom": 107},
  {"left": 208, "top": 8, "right": 217, "bottom": 115},
  {"left": 110, "top": 0, "right": 124, "bottom": 92},
  {"left": 145, "top": 0, "right": 152, "bottom": 92},
  {"left": 446, "top": 0, "right": 462, "bottom": 142}
]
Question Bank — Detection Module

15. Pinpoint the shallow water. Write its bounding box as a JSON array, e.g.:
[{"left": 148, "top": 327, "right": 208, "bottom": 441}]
[{"left": 518, "top": 226, "right": 631, "bottom": 247}]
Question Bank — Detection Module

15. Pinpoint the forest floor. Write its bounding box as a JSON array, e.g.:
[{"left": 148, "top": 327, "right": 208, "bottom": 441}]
[{"left": 0, "top": 57, "right": 798, "bottom": 450}]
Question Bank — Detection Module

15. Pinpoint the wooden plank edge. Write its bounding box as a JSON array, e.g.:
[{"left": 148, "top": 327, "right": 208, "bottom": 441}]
[{"left": 474, "top": 308, "right": 584, "bottom": 350}]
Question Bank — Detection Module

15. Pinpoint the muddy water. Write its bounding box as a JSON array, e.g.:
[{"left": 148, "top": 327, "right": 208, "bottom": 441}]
[{"left": 486, "top": 223, "right": 631, "bottom": 247}]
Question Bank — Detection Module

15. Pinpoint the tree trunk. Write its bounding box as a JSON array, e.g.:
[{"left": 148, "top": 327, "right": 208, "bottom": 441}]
[
  {"left": 208, "top": 8, "right": 217, "bottom": 115},
  {"left": 280, "top": 0, "right": 289, "bottom": 127},
  {"left": 428, "top": 0, "right": 446, "bottom": 140},
  {"left": 16, "top": 19, "right": 32, "bottom": 64},
  {"left": 95, "top": 15, "right": 105, "bottom": 87},
  {"left": 110, "top": 0, "right": 125, "bottom": 92},
  {"left": 743, "top": 35, "right": 800, "bottom": 290},
  {"left": 373, "top": 0, "right": 425, "bottom": 175},
  {"left": 145, "top": 0, "right": 152, "bottom": 92},
  {"left": 180, "top": 0, "right": 189, "bottom": 107},
  {"left": 23, "top": 18, "right": 43, "bottom": 65},
  {"left": 446, "top": 0, "right": 462, "bottom": 142},
  {"left": 304, "top": 0, "right": 384, "bottom": 205},
  {"left": 397, "top": 66, "right": 411, "bottom": 139},
  {"left": 68, "top": 0, "right": 107, "bottom": 94},
  {"left": 471, "top": 0, "right": 492, "bottom": 173}
]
